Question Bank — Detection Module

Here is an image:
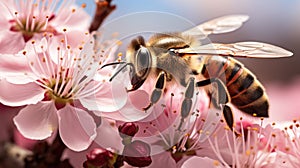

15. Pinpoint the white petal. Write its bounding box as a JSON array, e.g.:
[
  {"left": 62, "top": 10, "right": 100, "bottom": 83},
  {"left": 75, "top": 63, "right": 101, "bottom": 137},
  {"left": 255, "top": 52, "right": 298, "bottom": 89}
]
[
  {"left": 0, "top": 53, "right": 37, "bottom": 84},
  {"left": 94, "top": 118, "right": 123, "bottom": 152},
  {"left": 13, "top": 101, "right": 58, "bottom": 140},
  {"left": 58, "top": 104, "right": 96, "bottom": 151},
  {"left": 94, "top": 90, "right": 153, "bottom": 122},
  {"left": 80, "top": 81, "right": 127, "bottom": 112},
  {"left": 0, "top": 79, "right": 45, "bottom": 106},
  {"left": 0, "top": 30, "right": 25, "bottom": 54}
]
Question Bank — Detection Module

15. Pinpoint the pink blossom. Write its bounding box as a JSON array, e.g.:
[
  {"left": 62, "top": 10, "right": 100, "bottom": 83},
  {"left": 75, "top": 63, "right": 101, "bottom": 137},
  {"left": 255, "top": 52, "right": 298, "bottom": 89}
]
[
  {"left": 114, "top": 81, "right": 217, "bottom": 167},
  {"left": 0, "top": 0, "right": 90, "bottom": 54},
  {"left": 263, "top": 121, "right": 300, "bottom": 167},
  {"left": 184, "top": 119, "right": 289, "bottom": 168},
  {"left": 181, "top": 119, "right": 300, "bottom": 168},
  {"left": 0, "top": 33, "right": 128, "bottom": 151},
  {"left": 63, "top": 118, "right": 123, "bottom": 167},
  {"left": 97, "top": 70, "right": 158, "bottom": 122}
]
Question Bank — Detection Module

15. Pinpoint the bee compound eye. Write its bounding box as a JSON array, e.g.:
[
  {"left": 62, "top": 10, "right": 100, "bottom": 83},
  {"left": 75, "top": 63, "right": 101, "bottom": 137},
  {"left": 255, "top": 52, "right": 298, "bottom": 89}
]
[{"left": 136, "top": 47, "right": 151, "bottom": 72}]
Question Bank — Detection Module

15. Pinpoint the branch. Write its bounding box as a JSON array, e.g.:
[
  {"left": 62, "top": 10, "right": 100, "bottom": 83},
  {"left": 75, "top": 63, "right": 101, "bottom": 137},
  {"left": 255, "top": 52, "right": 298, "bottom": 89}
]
[{"left": 89, "top": 0, "right": 116, "bottom": 32}]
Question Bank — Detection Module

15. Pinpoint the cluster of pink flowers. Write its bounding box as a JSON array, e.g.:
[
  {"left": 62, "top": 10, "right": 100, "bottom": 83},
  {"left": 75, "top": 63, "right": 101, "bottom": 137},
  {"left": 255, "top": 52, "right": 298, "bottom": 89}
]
[{"left": 0, "top": 0, "right": 298, "bottom": 168}]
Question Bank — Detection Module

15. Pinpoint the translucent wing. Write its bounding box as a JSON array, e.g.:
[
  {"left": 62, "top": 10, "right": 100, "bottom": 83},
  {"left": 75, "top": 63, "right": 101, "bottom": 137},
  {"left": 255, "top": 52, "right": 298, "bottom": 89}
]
[
  {"left": 175, "top": 42, "right": 293, "bottom": 58},
  {"left": 183, "top": 15, "right": 249, "bottom": 38}
]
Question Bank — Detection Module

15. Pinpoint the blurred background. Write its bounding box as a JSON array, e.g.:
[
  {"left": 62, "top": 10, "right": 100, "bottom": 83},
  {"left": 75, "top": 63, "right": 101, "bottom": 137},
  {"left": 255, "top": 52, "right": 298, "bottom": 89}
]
[{"left": 78, "top": 0, "right": 300, "bottom": 85}]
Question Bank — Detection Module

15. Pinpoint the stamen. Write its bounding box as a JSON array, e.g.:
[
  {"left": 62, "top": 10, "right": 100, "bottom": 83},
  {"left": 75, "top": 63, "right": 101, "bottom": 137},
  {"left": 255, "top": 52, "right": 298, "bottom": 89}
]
[
  {"left": 207, "top": 134, "right": 228, "bottom": 166},
  {"left": 25, "top": 0, "right": 34, "bottom": 31},
  {"left": 43, "top": 15, "right": 49, "bottom": 30},
  {"left": 31, "top": 16, "right": 36, "bottom": 31}
]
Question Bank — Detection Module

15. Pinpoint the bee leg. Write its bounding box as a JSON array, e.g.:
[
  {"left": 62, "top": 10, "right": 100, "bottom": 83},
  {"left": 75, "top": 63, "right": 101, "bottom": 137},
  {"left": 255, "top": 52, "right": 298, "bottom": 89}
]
[
  {"left": 143, "top": 71, "right": 166, "bottom": 111},
  {"left": 178, "top": 77, "right": 195, "bottom": 131},
  {"left": 196, "top": 78, "right": 238, "bottom": 132},
  {"left": 196, "top": 78, "right": 229, "bottom": 105}
]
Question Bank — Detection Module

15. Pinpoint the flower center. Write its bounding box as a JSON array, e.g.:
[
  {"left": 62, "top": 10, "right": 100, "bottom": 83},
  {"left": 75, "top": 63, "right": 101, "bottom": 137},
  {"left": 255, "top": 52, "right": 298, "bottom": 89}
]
[
  {"left": 10, "top": 13, "right": 55, "bottom": 42},
  {"left": 3, "top": 0, "right": 87, "bottom": 42},
  {"left": 43, "top": 77, "right": 74, "bottom": 109}
]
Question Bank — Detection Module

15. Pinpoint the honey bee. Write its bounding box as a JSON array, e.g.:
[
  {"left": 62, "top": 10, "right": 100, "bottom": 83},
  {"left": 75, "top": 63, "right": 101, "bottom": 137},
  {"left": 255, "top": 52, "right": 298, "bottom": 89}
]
[{"left": 103, "top": 15, "right": 293, "bottom": 131}]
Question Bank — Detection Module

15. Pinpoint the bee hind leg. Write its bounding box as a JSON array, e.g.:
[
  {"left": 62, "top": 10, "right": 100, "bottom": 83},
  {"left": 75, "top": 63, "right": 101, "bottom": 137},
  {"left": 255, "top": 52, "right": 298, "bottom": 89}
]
[
  {"left": 143, "top": 71, "right": 166, "bottom": 111},
  {"left": 196, "top": 78, "right": 239, "bottom": 134}
]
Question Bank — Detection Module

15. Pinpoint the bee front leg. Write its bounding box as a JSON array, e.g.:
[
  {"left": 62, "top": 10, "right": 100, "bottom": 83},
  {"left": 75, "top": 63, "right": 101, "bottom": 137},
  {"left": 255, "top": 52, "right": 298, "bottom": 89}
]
[
  {"left": 196, "top": 78, "right": 236, "bottom": 132},
  {"left": 177, "top": 77, "right": 195, "bottom": 131},
  {"left": 143, "top": 71, "right": 166, "bottom": 111}
]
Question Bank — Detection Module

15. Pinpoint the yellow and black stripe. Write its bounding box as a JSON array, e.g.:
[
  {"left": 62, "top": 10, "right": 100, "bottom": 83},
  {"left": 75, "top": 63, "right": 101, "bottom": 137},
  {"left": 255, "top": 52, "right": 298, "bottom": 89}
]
[{"left": 202, "top": 56, "right": 269, "bottom": 117}]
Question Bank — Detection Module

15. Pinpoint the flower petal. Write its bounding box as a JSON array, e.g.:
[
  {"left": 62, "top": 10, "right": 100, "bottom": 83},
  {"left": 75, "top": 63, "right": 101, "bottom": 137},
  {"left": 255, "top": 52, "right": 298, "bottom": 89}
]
[
  {"left": 148, "top": 152, "right": 176, "bottom": 168},
  {"left": 13, "top": 101, "right": 58, "bottom": 140},
  {"left": 0, "top": 53, "right": 37, "bottom": 84},
  {"left": 94, "top": 118, "right": 123, "bottom": 152},
  {"left": 0, "top": 79, "right": 45, "bottom": 106},
  {"left": 51, "top": 5, "right": 90, "bottom": 32},
  {"left": 95, "top": 90, "right": 153, "bottom": 122},
  {"left": 181, "top": 157, "right": 224, "bottom": 168},
  {"left": 80, "top": 81, "right": 127, "bottom": 112},
  {"left": 0, "top": 30, "right": 25, "bottom": 54},
  {"left": 0, "top": 1, "right": 15, "bottom": 23},
  {"left": 58, "top": 104, "right": 96, "bottom": 151}
]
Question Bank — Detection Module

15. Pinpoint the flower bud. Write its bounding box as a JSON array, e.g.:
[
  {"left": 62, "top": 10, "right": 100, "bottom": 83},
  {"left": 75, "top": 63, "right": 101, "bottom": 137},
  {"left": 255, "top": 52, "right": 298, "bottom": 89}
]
[
  {"left": 123, "top": 140, "right": 152, "bottom": 167},
  {"left": 118, "top": 122, "right": 139, "bottom": 138},
  {"left": 83, "top": 148, "right": 116, "bottom": 168}
]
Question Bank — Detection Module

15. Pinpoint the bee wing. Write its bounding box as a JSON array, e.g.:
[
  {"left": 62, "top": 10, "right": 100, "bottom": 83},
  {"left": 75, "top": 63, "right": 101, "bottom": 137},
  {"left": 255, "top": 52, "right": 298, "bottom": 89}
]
[
  {"left": 176, "top": 42, "right": 293, "bottom": 58},
  {"left": 183, "top": 15, "right": 249, "bottom": 39}
]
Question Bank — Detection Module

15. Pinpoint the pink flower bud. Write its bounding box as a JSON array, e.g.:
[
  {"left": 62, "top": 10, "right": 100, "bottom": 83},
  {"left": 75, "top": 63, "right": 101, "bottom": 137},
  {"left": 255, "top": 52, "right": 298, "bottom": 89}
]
[
  {"left": 123, "top": 140, "right": 152, "bottom": 167},
  {"left": 118, "top": 122, "right": 139, "bottom": 138},
  {"left": 83, "top": 148, "right": 116, "bottom": 168}
]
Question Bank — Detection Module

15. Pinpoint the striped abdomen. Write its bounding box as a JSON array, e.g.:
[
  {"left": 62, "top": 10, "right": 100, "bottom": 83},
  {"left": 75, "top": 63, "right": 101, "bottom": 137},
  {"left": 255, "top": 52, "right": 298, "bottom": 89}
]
[{"left": 201, "top": 56, "right": 269, "bottom": 117}]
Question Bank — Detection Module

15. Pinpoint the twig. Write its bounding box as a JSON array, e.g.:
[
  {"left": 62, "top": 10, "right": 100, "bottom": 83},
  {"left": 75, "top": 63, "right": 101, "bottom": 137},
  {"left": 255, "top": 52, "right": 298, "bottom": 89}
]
[{"left": 89, "top": 0, "right": 116, "bottom": 33}]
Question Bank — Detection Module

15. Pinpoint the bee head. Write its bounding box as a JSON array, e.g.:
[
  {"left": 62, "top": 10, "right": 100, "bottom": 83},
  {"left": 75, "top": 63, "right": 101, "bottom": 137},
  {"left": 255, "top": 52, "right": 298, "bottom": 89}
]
[{"left": 127, "top": 36, "right": 152, "bottom": 91}]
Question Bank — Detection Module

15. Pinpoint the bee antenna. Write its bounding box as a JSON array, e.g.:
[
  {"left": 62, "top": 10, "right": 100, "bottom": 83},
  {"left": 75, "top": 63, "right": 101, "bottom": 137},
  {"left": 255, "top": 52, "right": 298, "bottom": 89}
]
[
  {"left": 101, "top": 61, "right": 126, "bottom": 69},
  {"left": 109, "top": 63, "right": 134, "bottom": 82}
]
